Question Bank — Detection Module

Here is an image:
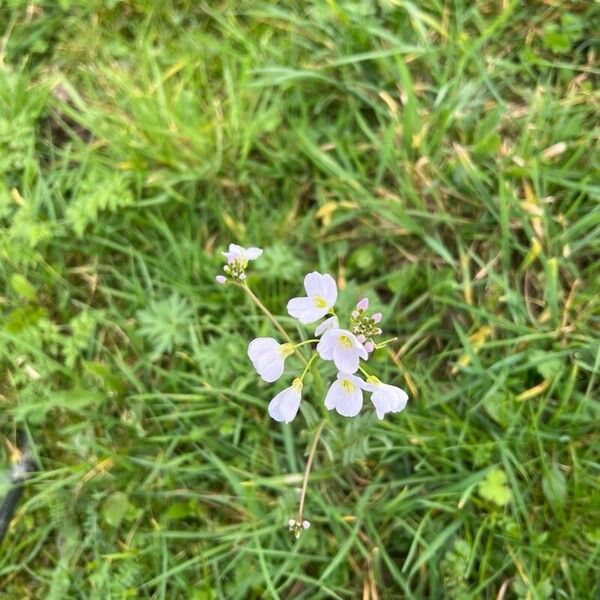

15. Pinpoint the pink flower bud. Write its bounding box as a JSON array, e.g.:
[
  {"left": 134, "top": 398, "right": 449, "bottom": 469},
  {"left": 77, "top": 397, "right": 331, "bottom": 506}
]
[
  {"left": 357, "top": 334, "right": 366, "bottom": 344},
  {"left": 215, "top": 275, "right": 227, "bottom": 285},
  {"left": 364, "top": 341, "right": 375, "bottom": 353},
  {"left": 356, "top": 297, "right": 369, "bottom": 311},
  {"left": 372, "top": 312, "right": 382, "bottom": 323}
]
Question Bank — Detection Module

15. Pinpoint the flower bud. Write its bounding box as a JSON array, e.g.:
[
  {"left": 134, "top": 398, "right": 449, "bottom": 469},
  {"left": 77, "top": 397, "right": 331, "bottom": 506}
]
[
  {"left": 364, "top": 341, "right": 375, "bottom": 353},
  {"left": 351, "top": 310, "right": 359, "bottom": 319},
  {"left": 356, "top": 298, "right": 369, "bottom": 311},
  {"left": 215, "top": 275, "right": 227, "bottom": 285},
  {"left": 372, "top": 312, "right": 382, "bottom": 323},
  {"left": 357, "top": 334, "right": 366, "bottom": 344}
]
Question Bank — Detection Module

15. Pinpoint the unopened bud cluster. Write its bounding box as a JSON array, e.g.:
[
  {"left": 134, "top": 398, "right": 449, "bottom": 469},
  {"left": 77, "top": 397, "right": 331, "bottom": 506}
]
[
  {"left": 350, "top": 298, "right": 382, "bottom": 354},
  {"left": 288, "top": 518, "right": 311, "bottom": 539},
  {"left": 222, "top": 260, "right": 247, "bottom": 281}
]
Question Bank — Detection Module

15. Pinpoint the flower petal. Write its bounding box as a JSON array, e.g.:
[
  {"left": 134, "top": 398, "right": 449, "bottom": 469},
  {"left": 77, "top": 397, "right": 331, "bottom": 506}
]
[
  {"left": 361, "top": 380, "right": 379, "bottom": 393},
  {"left": 324, "top": 380, "right": 343, "bottom": 410},
  {"left": 256, "top": 355, "right": 285, "bottom": 382},
  {"left": 315, "top": 315, "right": 339, "bottom": 337},
  {"left": 370, "top": 384, "right": 408, "bottom": 419},
  {"left": 370, "top": 390, "right": 391, "bottom": 420},
  {"left": 387, "top": 384, "right": 409, "bottom": 412},
  {"left": 316, "top": 328, "right": 339, "bottom": 360},
  {"left": 287, "top": 297, "right": 328, "bottom": 324},
  {"left": 227, "top": 243, "right": 245, "bottom": 258},
  {"left": 337, "top": 387, "right": 363, "bottom": 417},
  {"left": 245, "top": 247, "right": 263, "bottom": 260},
  {"left": 268, "top": 387, "right": 301, "bottom": 423},
  {"left": 248, "top": 337, "right": 278, "bottom": 362},
  {"left": 343, "top": 373, "right": 368, "bottom": 389},
  {"left": 354, "top": 338, "right": 369, "bottom": 360},
  {"left": 333, "top": 344, "right": 360, "bottom": 374},
  {"left": 247, "top": 337, "right": 284, "bottom": 382},
  {"left": 320, "top": 273, "right": 338, "bottom": 306},
  {"left": 303, "top": 272, "right": 325, "bottom": 297}
]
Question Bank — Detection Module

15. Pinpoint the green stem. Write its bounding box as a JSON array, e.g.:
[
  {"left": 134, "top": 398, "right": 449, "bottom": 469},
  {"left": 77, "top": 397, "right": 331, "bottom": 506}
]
[
  {"left": 296, "top": 419, "right": 326, "bottom": 524},
  {"left": 237, "top": 282, "right": 308, "bottom": 366},
  {"left": 376, "top": 336, "right": 398, "bottom": 349},
  {"left": 295, "top": 339, "right": 318, "bottom": 348},
  {"left": 300, "top": 352, "right": 318, "bottom": 380},
  {"left": 358, "top": 364, "right": 371, "bottom": 378},
  {"left": 240, "top": 283, "right": 291, "bottom": 342}
]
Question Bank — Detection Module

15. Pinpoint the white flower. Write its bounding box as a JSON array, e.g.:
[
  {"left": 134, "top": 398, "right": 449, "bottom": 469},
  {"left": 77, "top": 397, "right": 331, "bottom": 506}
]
[
  {"left": 247, "top": 337, "right": 294, "bottom": 382},
  {"left": 324, "top": 372, "right": 366, "bottom": 417},
  {"left": 315, "top": 315, "right": 339, "bottom": 337},
  {"left": 363, "top": 376, "right": 408, "bottom": 419},
  {"left": 316, "top": 328, "right": 368, "bottom": 374},
  {"left": 287, "top": 272, "right": 337, "bottom": 324},
  {"left": 222, "top": 243, "right": 263, "bottom": 264},
  {"left": 268, "top": 378, "right": 303, "bottom": 423}
]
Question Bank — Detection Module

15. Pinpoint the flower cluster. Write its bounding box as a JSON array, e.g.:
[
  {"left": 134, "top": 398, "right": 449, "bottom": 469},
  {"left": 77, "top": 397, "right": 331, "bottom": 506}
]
[
  {"left": 217, "top": 245, "right": 408, "bottom": 423},
  {"left": 215, "top": 243, "right": 263, "bottom": 284}
]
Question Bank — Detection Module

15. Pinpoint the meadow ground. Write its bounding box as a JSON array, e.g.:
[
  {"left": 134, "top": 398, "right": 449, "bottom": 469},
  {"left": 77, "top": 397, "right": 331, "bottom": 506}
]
[{"left": 0, "top": 1, "right": 599, "bottom": 598}]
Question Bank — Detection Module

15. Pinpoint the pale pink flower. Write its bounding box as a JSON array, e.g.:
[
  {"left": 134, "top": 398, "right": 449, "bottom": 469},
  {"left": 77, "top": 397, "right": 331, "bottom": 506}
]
[
  {"left": 247, "top": 337, "right": 294, "bottom": 382},
  {"left": 324, "top": 372, "right": 366, "bottom": 417},
  {"left": 222, "top": 244, "right": 263, "bottom": 264},
  {"left": 268, "top": 379, "right": 303, "bottom": 423},
  {"left": 362, "top": 376, "right": 408, "bottom": 419},
  {"left": 287, "top": 272, "right": 337, "bottom": 324}
]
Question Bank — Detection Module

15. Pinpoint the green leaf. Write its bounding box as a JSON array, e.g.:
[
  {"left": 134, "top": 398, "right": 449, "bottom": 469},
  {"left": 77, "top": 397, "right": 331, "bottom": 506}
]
[
  {"left": 3, "top": 305, "right": 47, "bottom": 333},
  {"left": 102, "top": 492, "right": 133, "bottom": 528},
  {"left": 10, "top": 273, "right": 37, "bottom": 302},
  {"left": 83, "top": 361, "right": 126, "bottom": 394},
  {"left": 542, "top": 464, "right": 567, "bottom": 513},
  {"left": 137, "top": 293, "right": 194, "bottom": 359},
  {"left": 530, "top": 350, "right": 561, "bottom": 379},
  {"left": 478, "top": 468, "right": 512, "bottom": 506},
  {"left": 482, "top": 395, "right": 511, "bottom": 427}
]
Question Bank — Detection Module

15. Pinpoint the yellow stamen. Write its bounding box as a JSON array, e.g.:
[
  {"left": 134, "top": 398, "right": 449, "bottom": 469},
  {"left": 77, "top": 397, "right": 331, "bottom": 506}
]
[
  {"left": 339, "top": 335, "right": 352, "bottom": 348},
  {"left": 341, "top": 379, "right": 355, "bottom": 393},
  {"left": 313, "top": 295, "right": 328, "bottom": 308},
  {"left": 279, "top": 343, "right": 295, "bottom": 358}
]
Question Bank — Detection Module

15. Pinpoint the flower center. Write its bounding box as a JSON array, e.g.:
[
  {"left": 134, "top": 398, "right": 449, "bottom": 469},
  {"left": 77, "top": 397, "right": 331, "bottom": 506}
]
[
  {"left": 313, "top": 295, "right": 328, "bottom": 308},
  {"left": 338, "top": 335, "right": 353, "bottom": 348},
  {"left": 340, "top": 379, "right": 355, "bottom": 393},
  {"left": 279, "top": 343, "right": 295, "bottom": 358}
]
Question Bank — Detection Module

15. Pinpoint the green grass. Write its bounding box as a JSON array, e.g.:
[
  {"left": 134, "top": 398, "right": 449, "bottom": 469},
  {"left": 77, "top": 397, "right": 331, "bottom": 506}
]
[{"left": 1, "top": 1, "right": 599, "bottom": 598}]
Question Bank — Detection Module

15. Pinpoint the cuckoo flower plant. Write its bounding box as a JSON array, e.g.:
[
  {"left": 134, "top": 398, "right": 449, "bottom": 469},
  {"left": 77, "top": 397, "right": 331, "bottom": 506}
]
[{"left": 215, "top": 244, "right": 410, "bottom": 536}]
